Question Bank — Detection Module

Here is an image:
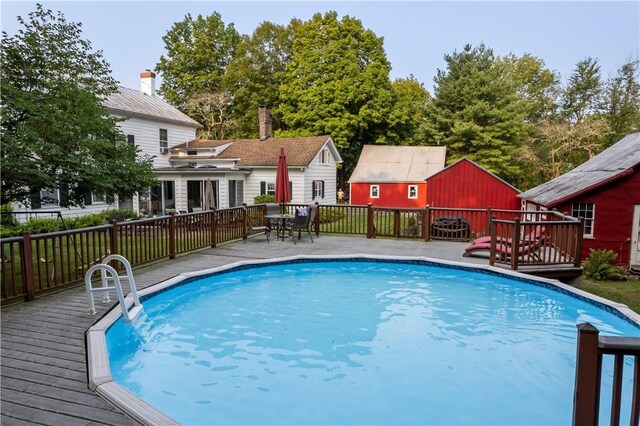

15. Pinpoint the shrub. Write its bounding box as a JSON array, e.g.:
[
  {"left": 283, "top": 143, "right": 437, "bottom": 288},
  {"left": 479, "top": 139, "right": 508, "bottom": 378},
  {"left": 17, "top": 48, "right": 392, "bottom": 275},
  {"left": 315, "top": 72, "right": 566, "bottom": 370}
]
[
  {"left": 103, "top": 209, "right": 137, "bottom": 222},
  {"left": 319, "top": 208, "right": 345, "bottom": 223},
  {"left": 582, "top": 249, "right": 627, "bottom": 281},
  {"left": 25, "top": 218, "right": 59, "bottom": 235},
  {"left": 254, "top": 194, "right": 275, "bottom": 204},
  {"left": 0, "top": 204, "right": 18, "bottom": 228}
]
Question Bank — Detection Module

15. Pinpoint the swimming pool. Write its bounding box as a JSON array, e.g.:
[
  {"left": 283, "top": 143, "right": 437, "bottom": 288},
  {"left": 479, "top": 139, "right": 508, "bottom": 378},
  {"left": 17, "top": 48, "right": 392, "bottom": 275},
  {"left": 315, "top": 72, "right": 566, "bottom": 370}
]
[{"left": 95, "top": 257, "right": 640, "bottom": 425}]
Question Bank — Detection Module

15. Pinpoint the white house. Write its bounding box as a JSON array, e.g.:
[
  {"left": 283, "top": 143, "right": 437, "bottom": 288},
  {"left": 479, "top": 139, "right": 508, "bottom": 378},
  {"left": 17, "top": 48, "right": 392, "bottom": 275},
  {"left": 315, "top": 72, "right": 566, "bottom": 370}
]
[
  {"left": 162, "top": 107, "right": 342, "bottom": 212},
  {"left": 19, "top": 72, "right": 342, "bottom": 217}
]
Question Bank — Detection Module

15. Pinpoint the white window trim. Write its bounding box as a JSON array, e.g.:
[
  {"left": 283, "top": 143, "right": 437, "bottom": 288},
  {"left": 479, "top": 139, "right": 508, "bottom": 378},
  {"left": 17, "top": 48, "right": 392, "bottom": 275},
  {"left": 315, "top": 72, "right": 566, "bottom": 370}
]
[
  {"left": 408, "top": 185, "right": 418, "bottom": 199},
  {"left": 572, "top": 202, "right": 595, "bottom": 239},
  {"left": 319, "top": 149, "right": 331, "bottom": 165},
  {"left": 267, "top": 182, "right": 276, "bottom": 196},
  {"left": 370, "top": 185, "right": 379, "bottom": 199}
]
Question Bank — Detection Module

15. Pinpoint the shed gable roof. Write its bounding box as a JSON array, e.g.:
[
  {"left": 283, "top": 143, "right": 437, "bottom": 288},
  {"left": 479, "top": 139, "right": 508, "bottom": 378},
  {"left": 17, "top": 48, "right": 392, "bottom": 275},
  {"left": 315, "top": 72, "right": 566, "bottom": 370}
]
[
  {"left": 348, "top": 145, "right": 446, "bottom": 183},
  {"left": 425, "top": 157, "right": 521, "bottom": 193},
  {"left": 171, "top": 136, "right": 340, "bottom": 167},
  {"left": 519, "top": 133, "right": 640, "bottom": 206},
  {"left": 104, "top": 86, "right": 201, "bottom": 128}
]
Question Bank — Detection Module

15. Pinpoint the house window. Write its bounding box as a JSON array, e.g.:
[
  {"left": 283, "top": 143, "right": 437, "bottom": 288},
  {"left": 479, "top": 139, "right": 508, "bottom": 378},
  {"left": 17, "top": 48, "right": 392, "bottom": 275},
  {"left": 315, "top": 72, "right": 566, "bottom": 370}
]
[
  {"left": 319, "top": 149, "right": 330, "bottom": 164},
  {"left": 41, "top": 188, "right": 60, "bottom": 207},
  {"left": 370, "top": 185, "right": 379, "bottom": 198},
  {"left": 267, "top": 182, "right": 276, "bottom": 195},
  {"left": 92, "top": 193, "right": 105, "bottom": 204},
  {"left": 163, "top": 181, "right": 175, "bottom": 210},
  {"left": 312, "top": 180, "right": 325, "bottom": 200},
  {"left": 127, "top": 134, "right": 135, "bottom": 146},
  {"left": 187, "top": 150, "right": 198, "bottom": 156},
  {"left": 159, "top": 128, "right": 168, "bottom": 154},
  {"left": 408, "top": 185, "right": 418, "bottom": 199},
  {"left": 572, "top": 203, "right": 595, "bottom": 238},
  {"left": 228, "top": 180, "right": 244, "bottom": 208}
]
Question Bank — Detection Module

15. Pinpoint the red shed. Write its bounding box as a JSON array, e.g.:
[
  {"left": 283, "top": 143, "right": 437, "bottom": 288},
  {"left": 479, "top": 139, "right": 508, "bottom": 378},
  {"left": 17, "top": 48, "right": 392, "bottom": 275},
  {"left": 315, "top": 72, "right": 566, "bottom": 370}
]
[
  {"left": 519, "top": 133, "right": 640, "bottom": 268},
  {"left": 348, "top": 145, "right": 446, "bottom": 208}
]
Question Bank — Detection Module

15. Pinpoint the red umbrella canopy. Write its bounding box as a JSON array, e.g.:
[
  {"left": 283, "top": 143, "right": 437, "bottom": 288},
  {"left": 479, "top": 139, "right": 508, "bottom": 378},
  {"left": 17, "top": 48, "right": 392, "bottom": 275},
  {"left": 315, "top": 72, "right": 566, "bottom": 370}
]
[{"left": 275, "top": 147, "right": 291, "bottom": 204}]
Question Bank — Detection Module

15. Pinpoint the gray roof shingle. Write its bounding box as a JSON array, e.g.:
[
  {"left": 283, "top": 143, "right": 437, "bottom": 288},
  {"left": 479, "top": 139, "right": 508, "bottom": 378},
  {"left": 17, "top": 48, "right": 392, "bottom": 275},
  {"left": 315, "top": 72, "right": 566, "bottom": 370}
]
[
  {"left": 104, "top": 86, "right": 200, "bottom": 127},
  {"left": 519, "top": 133, "right": 640, "bottom": 206}
]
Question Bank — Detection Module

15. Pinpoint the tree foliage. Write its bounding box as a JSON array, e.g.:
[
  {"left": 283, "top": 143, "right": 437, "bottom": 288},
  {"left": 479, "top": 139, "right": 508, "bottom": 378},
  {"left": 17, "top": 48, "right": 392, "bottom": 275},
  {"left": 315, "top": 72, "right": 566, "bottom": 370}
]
[
  {"left": 423, "top": 44, "right": 532, "bottom": 183},
  {"left": 386, "top": 76, "right": 431, "bottom": 146},
  {"left": 224, "top": 21, "right": 297, "bottom": 138},
  {"left": 156, "top": 12, "right": 240, "bottom": 110},
  {"left": 0, "top": 4, "right": 157, "bottom": 207},
  {"left": 562, "top": 57, "right": 603, "bottom": 123},
  {"left": 602, "top": 58, "right": 640, "bottom": 147},
  {"left": 277, "top": 12, "right": 395, "bottom": 179}
]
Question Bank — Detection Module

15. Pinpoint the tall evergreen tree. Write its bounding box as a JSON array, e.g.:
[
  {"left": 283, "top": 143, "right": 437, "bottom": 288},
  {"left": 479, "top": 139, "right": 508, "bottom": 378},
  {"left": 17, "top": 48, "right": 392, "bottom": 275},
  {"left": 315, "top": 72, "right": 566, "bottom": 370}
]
[
  {"left": 156, "top": 12, "right": 240, "bottom": 110},
  {"left": 277, "top": 11, "right": 395, "bottom": 181},
  {"left": 423, "top": 44, "right": 531, "bottom": 183},
  {"left": 1, "top": 5, "right": 157, "bottom": 207},
  {"left": 561, "top": 57, "right": 603, "bottom": 123},
  {"left": 602, "top": 58, "right": 640, "bottom": 146}
]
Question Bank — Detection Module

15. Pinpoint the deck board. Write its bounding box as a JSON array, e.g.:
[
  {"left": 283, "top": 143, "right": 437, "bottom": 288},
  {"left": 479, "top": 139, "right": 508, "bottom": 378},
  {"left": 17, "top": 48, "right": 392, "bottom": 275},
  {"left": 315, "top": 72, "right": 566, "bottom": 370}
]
[{"left": 0, "top": 236, "right": 489, "bottom": 425}]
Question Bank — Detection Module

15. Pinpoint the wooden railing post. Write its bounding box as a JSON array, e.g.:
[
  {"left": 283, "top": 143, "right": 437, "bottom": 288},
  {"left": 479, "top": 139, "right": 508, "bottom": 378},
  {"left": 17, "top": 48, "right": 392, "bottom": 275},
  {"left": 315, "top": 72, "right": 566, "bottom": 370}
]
[
  {"left": 109, "top": 219, "right": 119, "bottom": 256},
  {"left": 485, "top": 207, "right": 492, "bottom": 236},
  {"left": 242, "top": 203, "right": 248, "bottom": 241},
  {"left": 424, "top": 205, "right": 431, "bottom": 242},
  {"left": 366, "top": 203, "right": 374, "bottom": 239},
  {"left": 168, "top": 213, "right": 176, "bottom": 259},
  {"left": 489, "top": 217, "right": 497, "bottom": 266},
  {"left": 393, "top": 210, "right": 401, "bottom": 239},
  {"left": 21, "top": 231, "right": 35, "bottom": 302},
  {"left": 314, "top": 202, "right": 320, "bottom": 236},
  {"left": 573, "top": 323, "right": 601, "bottom": 426},
  {"left": 575, "top": 217, "right": 585, "bottom": 267},
  {"left": 211, "top": 208, "right": 217, "bottom": 248},
  {"left": 511, "top": 217, "right": 521, "bottom": 270}
]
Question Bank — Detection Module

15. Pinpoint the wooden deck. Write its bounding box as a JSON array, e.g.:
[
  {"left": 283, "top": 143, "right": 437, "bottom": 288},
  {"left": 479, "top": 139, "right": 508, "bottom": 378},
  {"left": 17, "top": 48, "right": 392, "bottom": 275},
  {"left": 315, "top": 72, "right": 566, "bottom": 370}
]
[{"left": 0, "top": 235, "right": 514, "bottom": 425}]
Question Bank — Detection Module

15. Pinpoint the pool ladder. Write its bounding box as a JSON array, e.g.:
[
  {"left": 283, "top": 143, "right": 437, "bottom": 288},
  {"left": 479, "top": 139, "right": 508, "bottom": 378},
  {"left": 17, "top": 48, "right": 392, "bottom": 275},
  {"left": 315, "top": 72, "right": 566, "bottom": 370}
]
[{"left": 84, "top": 255, "right": 143, "bottom": 322}]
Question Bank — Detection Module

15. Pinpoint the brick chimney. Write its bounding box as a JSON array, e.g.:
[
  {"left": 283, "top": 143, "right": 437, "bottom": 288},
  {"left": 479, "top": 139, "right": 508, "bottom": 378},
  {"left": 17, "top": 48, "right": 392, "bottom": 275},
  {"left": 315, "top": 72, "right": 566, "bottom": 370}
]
[
  {"left": 258, "top": 106, "right": 272, "bottom": 140},
  {"left": 140, "top": 70, "right": 156, "bottom": 96}
]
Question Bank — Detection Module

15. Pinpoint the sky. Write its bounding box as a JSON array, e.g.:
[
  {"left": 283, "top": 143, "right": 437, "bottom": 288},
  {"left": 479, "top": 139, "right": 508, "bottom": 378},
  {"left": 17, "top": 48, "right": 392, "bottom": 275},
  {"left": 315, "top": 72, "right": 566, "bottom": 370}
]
[{"left": 1, "top": 1, "right": 639, "bottom": 94}]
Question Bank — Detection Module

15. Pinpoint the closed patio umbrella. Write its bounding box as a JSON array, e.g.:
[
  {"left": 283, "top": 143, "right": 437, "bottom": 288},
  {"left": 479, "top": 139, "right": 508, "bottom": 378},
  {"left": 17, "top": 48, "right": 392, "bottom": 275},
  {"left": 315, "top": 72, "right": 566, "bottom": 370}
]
[
  {"left": 275, "top": 147, "right": 291, "bottom": 204},
  {"left": 204, "top": 179, "right": 215, "bottom": 210}
]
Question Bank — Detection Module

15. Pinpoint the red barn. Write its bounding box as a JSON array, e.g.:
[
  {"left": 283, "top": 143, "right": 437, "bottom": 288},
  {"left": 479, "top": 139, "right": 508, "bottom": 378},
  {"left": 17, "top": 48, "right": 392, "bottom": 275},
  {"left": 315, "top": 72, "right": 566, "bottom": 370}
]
[
  {"left": 348, "top": 145, "right": 446, "bottom": 208},
  {"left": 425, "top": 158, "right": 521, "bottom": 209},
  {"left": 519, "top": 133, "right": 640, "bottom": 268}
]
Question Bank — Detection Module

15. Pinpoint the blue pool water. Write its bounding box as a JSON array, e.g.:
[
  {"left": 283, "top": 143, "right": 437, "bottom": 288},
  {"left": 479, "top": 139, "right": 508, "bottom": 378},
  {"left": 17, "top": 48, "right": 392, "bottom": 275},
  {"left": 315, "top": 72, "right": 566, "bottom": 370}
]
[{"left": 106, "top": 260, "right": 640, "bottom": 425}]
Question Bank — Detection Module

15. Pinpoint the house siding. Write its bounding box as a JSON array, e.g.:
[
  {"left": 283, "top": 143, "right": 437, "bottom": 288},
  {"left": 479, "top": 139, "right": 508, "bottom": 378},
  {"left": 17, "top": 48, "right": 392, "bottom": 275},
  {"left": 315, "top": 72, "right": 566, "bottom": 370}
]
[
  {"left": 304, "top": 147, "right": 338, "bottom": 205},
  {"left": 551, "top": 167, "right": 640, "bottom": 266},
  {"left": 350, "top": 182, "right": 426, "bottom": 208}
]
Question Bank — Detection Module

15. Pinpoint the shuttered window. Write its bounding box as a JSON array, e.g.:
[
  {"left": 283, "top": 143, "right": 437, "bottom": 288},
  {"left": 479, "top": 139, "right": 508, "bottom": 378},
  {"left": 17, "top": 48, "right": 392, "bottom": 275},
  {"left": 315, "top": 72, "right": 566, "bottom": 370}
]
[{"left": 312, "top": 180, "right": 325, "bottom": 199}]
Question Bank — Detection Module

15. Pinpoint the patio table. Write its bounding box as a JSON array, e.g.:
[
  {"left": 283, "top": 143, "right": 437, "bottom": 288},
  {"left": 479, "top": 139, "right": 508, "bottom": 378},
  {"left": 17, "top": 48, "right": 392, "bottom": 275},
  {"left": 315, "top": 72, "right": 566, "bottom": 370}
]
[{"left": 265, "top": 213, "right": 294, "bottom": 241}]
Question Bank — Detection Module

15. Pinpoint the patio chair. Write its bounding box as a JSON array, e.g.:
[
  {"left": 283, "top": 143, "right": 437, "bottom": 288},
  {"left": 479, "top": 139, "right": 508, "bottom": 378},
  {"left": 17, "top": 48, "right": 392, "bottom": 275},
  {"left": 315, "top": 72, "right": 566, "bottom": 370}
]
[
  {"left": 265, "top": 203, "right": 282, "bottom": 232},
  {"left": 286, "top": 206, "right": 315, "bottom": 244},
  {"left": 471, "top": 225, "right": 546, "bottom": 246},
  {"left": 244, "top": 207, "right": 270, "bottom": 243}
]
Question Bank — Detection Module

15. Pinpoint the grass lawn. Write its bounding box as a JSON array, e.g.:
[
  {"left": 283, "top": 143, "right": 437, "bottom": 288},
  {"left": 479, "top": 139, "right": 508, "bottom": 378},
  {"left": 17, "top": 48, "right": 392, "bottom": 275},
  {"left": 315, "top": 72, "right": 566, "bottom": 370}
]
[{"left": 575, "top": 274, "right": 640, "bottom": 315}]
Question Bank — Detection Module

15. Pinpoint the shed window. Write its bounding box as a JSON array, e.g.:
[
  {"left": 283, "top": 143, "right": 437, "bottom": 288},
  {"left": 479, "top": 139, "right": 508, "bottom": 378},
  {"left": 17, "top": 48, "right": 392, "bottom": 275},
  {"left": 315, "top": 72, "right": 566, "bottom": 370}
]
[
  {"left": 312, "top": 180, "right": 325, "bottom": 200},
  {"left": 370, "top": 185, "right": 379, "bottom": 198},
  {"left": 572, "top": 203, "right": 595, "bottom": 238},
  {"left": 408, "top": 185, "right": 418, "bottom": 199},
  {"left": 319, "top": 149, "right": 330, "bottom": 164}
]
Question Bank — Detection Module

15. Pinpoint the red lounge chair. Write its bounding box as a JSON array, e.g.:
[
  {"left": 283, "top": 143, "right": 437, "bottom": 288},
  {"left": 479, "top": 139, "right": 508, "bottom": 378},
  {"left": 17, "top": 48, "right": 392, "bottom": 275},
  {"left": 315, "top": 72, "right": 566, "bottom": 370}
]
[
  {"left": 471, "top": 225, "right": 545, "bottom": 245},
  {"left": 463, "top": 233, "right": 545, "bottom": 260}
]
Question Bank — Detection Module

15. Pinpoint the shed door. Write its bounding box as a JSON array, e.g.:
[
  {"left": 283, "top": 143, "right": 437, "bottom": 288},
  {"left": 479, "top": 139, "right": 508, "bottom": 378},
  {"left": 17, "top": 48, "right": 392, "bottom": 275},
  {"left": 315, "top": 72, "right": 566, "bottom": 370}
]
[{"left": 631, "top": 205, "right": 640, "bottom": 268}]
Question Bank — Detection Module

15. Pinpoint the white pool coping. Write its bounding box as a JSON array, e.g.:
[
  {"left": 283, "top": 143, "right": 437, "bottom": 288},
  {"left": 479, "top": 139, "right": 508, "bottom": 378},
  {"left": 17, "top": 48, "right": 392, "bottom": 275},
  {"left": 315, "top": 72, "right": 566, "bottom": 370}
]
[{"left": 86, "top": 254, "right": 640, "bottom": 425}]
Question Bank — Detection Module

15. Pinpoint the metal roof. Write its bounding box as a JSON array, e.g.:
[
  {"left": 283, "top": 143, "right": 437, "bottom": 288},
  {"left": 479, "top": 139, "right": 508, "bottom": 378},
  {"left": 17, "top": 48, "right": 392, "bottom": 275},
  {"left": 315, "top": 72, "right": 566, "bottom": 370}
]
[
  {"left": 519, "top": 133, "right": 640, "bottom": 206},
  {"left": 104, "top": 86, "right": 201, "bottom": 128},
  {"left": 348, "top": 145, "right": 446, "bottom": 183}
]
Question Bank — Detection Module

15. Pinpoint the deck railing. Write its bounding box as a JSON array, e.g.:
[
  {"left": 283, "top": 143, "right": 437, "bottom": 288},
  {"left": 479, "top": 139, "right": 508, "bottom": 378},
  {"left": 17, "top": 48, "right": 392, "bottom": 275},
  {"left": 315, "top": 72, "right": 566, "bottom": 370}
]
[
  {"left": 0, "top": 203, "right": 585, "bottom": 305},
  {"left": 573, "top": 323, "right": 640, "bottom": 426}
]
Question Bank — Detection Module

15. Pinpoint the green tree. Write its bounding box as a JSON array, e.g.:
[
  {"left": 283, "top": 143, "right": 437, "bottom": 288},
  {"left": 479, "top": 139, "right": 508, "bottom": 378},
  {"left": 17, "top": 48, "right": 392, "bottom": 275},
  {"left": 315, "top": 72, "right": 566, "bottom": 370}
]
[
  {"left": 1, "top": 5, "right": 157, "bottom": 207},
  {"left": 500, "top": 53, "right": 560, "bottom": 123},
  {"left": 277, "top": 11, "right": 395, "bottom": 181},
  {"left": 561, "top": 57, "right": 603, "bottom": 123},
  {"left": 156, "top": 12, "right": 240, "bottom": 110},
  {"left": 423, "top": 44, "right": 532, "bottom": 183},
  {"left": 386, "top": 76, "right": 431, "bottom": 145},
  {"left": 602, "top": 58, "right": 640, "bottom": 146},
  {"left": 224, "top": 21, "right": 298, "bottom": 138}
]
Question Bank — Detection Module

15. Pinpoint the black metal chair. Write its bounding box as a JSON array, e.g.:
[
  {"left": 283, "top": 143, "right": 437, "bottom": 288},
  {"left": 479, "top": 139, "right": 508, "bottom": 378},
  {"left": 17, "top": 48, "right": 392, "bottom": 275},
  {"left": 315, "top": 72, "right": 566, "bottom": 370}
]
[
  {"left": 244, "top": 207, "right": 270, "bottom": 243},
  {"left": 287, "top": 204, "right": 316, "bottom": 244}
]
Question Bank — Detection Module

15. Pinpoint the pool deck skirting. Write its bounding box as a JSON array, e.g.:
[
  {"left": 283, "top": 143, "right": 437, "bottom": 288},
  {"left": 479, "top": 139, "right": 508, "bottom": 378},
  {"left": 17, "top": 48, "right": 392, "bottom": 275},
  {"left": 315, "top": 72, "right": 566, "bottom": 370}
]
[{"left": 2, "top": 236, "right": 639, "bottom": 425}]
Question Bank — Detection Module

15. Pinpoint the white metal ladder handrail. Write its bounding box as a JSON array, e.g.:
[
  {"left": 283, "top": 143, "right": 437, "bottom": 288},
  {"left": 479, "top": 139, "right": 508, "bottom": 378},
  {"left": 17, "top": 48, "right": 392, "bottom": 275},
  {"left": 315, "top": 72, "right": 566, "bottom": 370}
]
[{"left": 84, "top": 255, "right": 143, "bottom": 322}]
